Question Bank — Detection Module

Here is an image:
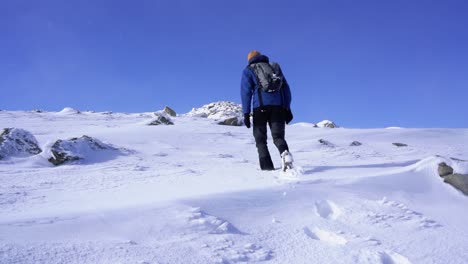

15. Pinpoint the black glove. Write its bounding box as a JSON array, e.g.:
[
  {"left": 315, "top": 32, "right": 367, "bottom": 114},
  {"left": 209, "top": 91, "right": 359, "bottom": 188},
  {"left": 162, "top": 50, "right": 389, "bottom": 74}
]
[
  {"left": 284, "top": 109, "right": 293, "bottom": 124},
  {"left": 243, "top": 113, "right": 251, "bottom": 128}
]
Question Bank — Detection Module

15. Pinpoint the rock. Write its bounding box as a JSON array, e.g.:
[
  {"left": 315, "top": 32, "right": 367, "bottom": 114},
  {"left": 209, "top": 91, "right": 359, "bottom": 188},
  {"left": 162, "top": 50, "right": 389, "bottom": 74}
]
[
  {"left": 316, "top": 120, "right": 338, "bottom": 128},
  {"left": 350, "top": 141, "right": 362, "bottom": 146},
  {"left": 48, "top": 135, "right": 115, "bottom": 165},
  {"left": 443, "top": 174, "right": 468, "bottom": 195},
  {"left": 393, "top": 143, "right": 408, "bottom": 147},
  {"left": 318, "top": 139, "right": 333, "bottom": 146},
  {"left": 0, "top": 128, "right": 42, "bottom": 159},
  {"left": 163, "top": 106, "right": 177, "bottom": 117},
  {"left": 31, "top": 109, "right": 43, "bottom": 113},
  {"left": 218, "top": 117, "right": 242, "bottom": 126},
  {"left": 438, "top": 162, "right": 454, "bottom": 177},
  {"left": 148, "top": 113, "right": 174, "bottom": 126}
]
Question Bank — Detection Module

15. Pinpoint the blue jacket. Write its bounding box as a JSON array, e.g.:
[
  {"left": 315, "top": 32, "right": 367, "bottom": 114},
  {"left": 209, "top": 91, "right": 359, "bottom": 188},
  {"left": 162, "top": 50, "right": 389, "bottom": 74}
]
[{"left": 240, "top": 54, "right": 292, "bottom": 114}]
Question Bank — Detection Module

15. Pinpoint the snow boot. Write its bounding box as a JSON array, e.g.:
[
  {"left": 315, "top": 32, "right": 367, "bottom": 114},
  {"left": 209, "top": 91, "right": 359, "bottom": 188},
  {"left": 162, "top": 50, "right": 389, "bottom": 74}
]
[{"left": 281, "top": 150, "right": 294, "bottom": 172}]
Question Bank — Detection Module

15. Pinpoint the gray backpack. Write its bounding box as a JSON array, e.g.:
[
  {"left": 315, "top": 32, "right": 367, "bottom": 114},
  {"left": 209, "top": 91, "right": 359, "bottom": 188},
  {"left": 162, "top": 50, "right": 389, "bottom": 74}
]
[{"left": 250, "top": 62, "right": 283, "bottom": 93}]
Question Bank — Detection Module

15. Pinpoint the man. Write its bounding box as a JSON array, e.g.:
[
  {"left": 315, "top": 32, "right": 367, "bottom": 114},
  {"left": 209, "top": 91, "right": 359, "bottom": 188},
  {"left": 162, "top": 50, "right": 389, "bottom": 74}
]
[{"left": 241, "top": 50, "right": 294, "bottom": 171}]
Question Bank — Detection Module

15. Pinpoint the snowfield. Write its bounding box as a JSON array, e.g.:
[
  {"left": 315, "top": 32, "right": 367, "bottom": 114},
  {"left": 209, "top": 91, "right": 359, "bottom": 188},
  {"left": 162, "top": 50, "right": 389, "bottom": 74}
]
[{"left": 1, "top": 108, "right": 468, "bottom": 264}]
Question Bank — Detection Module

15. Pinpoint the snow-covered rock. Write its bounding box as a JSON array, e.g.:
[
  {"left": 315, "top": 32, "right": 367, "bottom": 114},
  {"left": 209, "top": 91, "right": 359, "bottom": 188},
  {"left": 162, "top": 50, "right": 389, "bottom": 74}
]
[
  {"left": 48, "top": 135, "right": 119, "bottom": 165},
  {"left": 187, "top": 101, "right": 242, "bottom": 121},
  {"left": 316, "top": 120, "right": 338, "bottom": 128},
  {"left": 0, "top": 128, "right": 42, "bottom": 159},
  {"left": 148, "top": 112, "right": 174, "bottom": 126},
  {"left": 58, "top": 107, "right": 81, "bottom": 115},
  {"left": 350, "top": 141, "right": 362, "bottom": 146}
]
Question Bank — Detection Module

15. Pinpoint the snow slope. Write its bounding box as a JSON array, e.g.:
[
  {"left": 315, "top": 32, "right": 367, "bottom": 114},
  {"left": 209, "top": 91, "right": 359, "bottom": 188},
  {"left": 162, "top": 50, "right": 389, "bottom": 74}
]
[{"left": 1, "top": 109, "right": 468, "bottom": 264}]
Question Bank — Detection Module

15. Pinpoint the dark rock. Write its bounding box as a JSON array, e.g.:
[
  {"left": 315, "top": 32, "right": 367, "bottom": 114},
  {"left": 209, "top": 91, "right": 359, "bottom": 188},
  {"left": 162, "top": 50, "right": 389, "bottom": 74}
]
[
  {"left": 443, "top": 174, "right": 468, "bottom": 196},
  {"left": 393, "top": 143, "right": 408, "bottom": 147},
  {"left": 350, "top": 141, "right": 362, "bottom": 146},
  {"left": 218, "top": 117, "right": 242, "bottom": 126},
  {"left": 48, "top": 135, "right": 113, "bottom": 165},
  {"left": 438, "top": 162, "right": 454, "bottom": 177},
  {"left": 149, "top": 113, "right": 174, "bottom": 126},
  {"left": 163, "top": 106, "right": 177, "bottom": 117},
  {"left": 0, "top": 128, "right": 42, "bottom": 159},
  {"left": 31, "top": 109, "right": 43, "bottom": 113},
  {"left": 318, "top": 139, "right": 333, "bottom": 146}
]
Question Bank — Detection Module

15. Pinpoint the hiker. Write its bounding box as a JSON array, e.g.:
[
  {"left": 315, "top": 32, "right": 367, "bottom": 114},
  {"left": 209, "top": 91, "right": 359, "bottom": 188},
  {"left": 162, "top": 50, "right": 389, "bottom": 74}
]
[{"left": 241, "top": 50, "right": 294, "bottom": 171}]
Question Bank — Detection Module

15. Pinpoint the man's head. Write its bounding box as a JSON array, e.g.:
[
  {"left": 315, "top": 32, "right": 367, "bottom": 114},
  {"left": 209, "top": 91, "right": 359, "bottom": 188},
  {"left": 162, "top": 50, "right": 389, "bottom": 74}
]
[{"left": 247, "top": 50, "right": 261, "bottom": 62}]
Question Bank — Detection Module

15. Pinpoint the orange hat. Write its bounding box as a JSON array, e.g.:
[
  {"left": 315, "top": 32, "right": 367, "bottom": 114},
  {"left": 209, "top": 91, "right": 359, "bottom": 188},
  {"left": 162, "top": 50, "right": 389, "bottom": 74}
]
[{"left": 247, "top": 50, "right": 261, "bottom": 61}]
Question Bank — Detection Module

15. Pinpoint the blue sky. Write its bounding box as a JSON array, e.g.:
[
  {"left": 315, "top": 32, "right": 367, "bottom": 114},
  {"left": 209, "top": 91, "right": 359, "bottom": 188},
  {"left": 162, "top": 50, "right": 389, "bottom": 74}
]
[{"left": 1, "top": 0, "right": 467, "bottom": 128}]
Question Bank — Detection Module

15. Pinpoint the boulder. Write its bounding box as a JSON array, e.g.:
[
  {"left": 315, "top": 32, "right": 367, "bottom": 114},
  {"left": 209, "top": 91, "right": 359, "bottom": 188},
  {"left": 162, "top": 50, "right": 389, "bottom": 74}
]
[
  {"left": 48, "top": 135, "right": 116, "bottom": 165},
  {"left": 163, "top": 106, "right": 177, "bottom": 117},
  {"left": 438, "top": 162, "right": 454, "bottom": 177},
  {"left": 148, "top": 113, "right": 174, "bottom": 126},
  {"left": 0, "top": 128, "right": 42, "bottom": 159},
  {"left": 443, "top": 174, "right": 468, "bottom": 195},
  {"left": 393, "top": 143, "right": 408, "bottom": 147},
  {"left": 350, "top": 141, "right": 362, "bottom": 146},
  {"left": 218, "top": 117, "right": 242, "bottom": 126}
]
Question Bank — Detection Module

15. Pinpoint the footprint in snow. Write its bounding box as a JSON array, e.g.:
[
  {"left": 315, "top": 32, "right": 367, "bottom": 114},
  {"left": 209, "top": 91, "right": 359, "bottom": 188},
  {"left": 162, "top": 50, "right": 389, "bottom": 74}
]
[
  {"left": 370, "top": 197, "right": 442, "bottom": 229},
  {"left": 354, "top": 249, "right": 412, "bottom": 264},
  {"left": 315, "top": 200, "right": 342, "bottom": 220},
  {"left": 303, "top": 227, "right": 348, "bottom": 245},
  {"left": 210, "top": 240, "right": 273, "bottom": 264},
  {"left": 186, "top": 207, "right": 241, "bottom": 234}
]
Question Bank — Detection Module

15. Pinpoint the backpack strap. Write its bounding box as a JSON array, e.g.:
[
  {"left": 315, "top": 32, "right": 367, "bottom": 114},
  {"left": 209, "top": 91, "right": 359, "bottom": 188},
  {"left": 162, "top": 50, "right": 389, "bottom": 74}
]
[{"left": 250, "top": 64, "right": 265, "bottom": 111}]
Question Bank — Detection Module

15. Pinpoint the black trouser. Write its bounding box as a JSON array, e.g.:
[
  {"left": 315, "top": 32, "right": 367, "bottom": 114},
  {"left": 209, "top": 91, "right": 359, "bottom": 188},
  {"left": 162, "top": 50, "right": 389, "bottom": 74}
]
[{"left": 253, "top": 106, "right": 289, "bottom": 170}]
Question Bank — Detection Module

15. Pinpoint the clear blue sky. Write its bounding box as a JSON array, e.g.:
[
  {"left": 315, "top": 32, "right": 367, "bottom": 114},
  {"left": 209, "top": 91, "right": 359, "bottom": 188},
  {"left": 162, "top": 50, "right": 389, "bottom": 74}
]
[{"left": 1, "top": 0, "right": 467, "bottom": 128}]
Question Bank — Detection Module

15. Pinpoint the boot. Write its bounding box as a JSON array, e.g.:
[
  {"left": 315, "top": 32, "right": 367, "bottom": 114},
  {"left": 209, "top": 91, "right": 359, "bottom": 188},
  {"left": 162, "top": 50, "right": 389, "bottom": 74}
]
[{"left": 281, "top": 150, "right": 294, "bottom": 171}]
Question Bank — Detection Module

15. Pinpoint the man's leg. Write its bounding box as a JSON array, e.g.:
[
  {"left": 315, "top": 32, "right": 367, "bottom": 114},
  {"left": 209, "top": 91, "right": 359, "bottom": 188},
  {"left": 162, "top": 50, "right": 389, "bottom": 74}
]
[
  {"left": 269, "top": 107, "right": 289, "bottom": 155},
  {"left": 253, "top": 109, "right": 274, "bottom": 170}
]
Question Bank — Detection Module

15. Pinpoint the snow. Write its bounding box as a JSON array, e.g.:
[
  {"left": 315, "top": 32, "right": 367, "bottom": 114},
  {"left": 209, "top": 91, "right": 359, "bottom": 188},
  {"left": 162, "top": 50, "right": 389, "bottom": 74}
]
[{"left": 1, "top": 109, "right": 468, "bottom": 264}]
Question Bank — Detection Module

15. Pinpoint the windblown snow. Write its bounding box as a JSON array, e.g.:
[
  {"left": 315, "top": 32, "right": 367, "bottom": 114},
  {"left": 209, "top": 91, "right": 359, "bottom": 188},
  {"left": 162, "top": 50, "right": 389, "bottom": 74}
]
[{"left": 1, "top": 106, "right": 468, "bottom": 264}]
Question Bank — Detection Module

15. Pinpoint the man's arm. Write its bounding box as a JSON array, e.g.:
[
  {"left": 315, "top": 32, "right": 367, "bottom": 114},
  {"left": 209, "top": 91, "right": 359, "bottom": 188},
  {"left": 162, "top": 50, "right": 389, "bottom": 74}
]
[
  {"left": 276, "top": 64, "right": 292, "bottom": 109},
  {"left": 240, "top": 68, "right": 254, "bottom": 114}
]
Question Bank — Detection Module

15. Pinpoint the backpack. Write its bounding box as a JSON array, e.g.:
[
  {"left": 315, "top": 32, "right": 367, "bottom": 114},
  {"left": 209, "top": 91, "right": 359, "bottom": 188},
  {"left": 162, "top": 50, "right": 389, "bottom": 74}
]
[{"left": 250, "top": 62, "right": 283, "bottom": 93}]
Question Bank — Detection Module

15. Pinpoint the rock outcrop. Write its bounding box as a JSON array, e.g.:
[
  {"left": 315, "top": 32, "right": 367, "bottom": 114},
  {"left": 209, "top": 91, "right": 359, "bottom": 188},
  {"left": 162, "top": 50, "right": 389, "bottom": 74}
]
[
  {"left": 187, "top": 102, "right": 243, "bottom": 126},
  {"left": 48, "top": 135, "right": 116, "bottom": 165},
  {"left": 148, "top": 112, "right": 174, "bottom": 126},
  {"left": 316, "top": 120, "right": 338, "bottom": 128},
  {"left": 393, "top": 143, "right": 408, "bottom": 147},
  {"left": 0, "top": 128, "right": 42, "bottom": 159},
  {"left": 437, "top": 162, "right": 468, "bottom": 196},
  {"left": 163, "top": 106, "right": 177, "bottom": 117},
  {"left": 350, "top": 141, "right": 362, "bottom": 146}
]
